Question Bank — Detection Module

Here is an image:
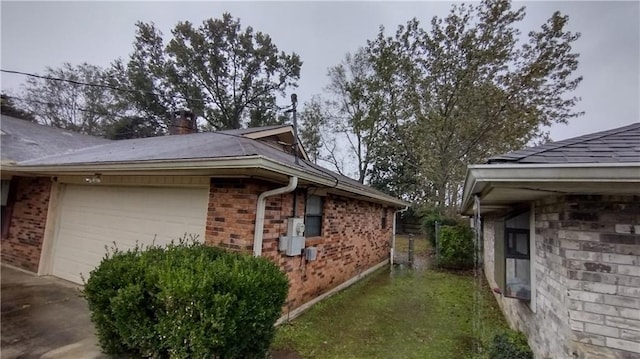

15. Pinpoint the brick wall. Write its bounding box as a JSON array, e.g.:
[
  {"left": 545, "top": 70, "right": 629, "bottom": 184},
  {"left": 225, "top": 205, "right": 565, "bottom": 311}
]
[
  {"left": 484, "top": 215, "right": 572, "bottom": 359},
  {"left": 483, "top": 195, "right": 640, "bottom": 359},
  {"left": 205, "top": 179, "right": 392, "bottom": 312},
  {"left": 205, "top": 179, "right": 267, "bottom": 252},
  {"left": 560, "top": 195, "right": 640, "bottom": 358},
  {"left": 1, "top": 177, "right": 51, "bottom": 272}
]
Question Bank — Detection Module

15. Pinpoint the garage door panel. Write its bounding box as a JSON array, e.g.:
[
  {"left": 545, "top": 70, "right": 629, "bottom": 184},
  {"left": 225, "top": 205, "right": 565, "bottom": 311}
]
[
  {"left": 52, "top": 185, "right": 209, "bottom": 283},
  {"left": 55, "top": 235, "right": 118, "bottom": 259}
]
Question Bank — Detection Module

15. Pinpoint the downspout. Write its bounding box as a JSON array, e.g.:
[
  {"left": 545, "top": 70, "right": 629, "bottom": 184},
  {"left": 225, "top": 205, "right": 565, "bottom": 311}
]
[
  {"left": 391, "top": 206, "right": 409, "bottom": 265},
  {"left": 253, "top": 176, "right": 298, "bottom": 257}
]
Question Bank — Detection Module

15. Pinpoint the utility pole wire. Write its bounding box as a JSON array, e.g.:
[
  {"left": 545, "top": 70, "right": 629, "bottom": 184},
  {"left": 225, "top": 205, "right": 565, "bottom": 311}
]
[
  {"left": 2, "top": 94, "right": 165, "bottom": 137},
  {"left": 3, "top": 94, "right": 134, "bottom": 121},
  {"left": 2, "top": 69, "right": 293, "bottom": 114},
  {"left": 1, "top": 68, "right": 206, "bottom": 103}
]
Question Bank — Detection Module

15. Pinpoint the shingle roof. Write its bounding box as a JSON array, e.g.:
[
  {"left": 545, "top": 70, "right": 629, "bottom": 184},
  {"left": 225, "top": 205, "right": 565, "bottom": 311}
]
[
  {"left": 1, "top": 115, "right": 109, "bottom": 163},
  {"left": 11, "top": 125, "right": 401, "bottom": 204},
  {"left": 488, "top": 123, "right": 640, "bottom": 164},
  {"left": 19, "top": 131, "right": 272, "bottom": 165}
]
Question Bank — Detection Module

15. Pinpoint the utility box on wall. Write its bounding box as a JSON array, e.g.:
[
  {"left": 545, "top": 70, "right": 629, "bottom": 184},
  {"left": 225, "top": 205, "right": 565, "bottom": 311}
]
[
  {"left": 279, "top": 218, "right": 306, "bottom": 256},
  {"left": 287, "top": 217, "right": 305, "bottom": 237},
  {"left": 287, "top": 236, "right": 305, "bottom": 256},
  {"left": 305, "top": 247, "right": 318, "bottom": 261},
  {"left": 279, "top": 235, "right": 305, "bottom": 256}
]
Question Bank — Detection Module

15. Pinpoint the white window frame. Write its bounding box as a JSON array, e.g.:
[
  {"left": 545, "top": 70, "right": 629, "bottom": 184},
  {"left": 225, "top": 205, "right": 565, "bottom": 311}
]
[{"left": 305, "top": 194, "right": 323, "bottom": 237}]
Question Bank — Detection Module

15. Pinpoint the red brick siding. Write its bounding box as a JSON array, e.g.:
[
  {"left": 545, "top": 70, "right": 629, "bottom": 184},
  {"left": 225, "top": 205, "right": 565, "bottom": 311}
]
[
  {"left": 1, "top": 177, "right": 51, "bottom": 272},
  {"left": 205, "top": 179, "right": 393, "bottom": 312},
  {"left": 205, "top": 179, "right": 265, "bottom": 252}
]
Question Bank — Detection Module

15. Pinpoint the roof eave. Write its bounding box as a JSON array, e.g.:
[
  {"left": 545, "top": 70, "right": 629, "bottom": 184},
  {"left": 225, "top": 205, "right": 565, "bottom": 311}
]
[
  {"left": 3, "top": 155, "right": 408, "bottom": 207},
  {"left": 461, "top": 162, "right": 640, "bottom": 215}
]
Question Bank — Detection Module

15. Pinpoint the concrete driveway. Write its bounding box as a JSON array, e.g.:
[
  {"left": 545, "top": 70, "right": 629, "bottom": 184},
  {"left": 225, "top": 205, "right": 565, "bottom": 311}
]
[{"left": 1, "top": 265, "right": 107, "bottom": 359}]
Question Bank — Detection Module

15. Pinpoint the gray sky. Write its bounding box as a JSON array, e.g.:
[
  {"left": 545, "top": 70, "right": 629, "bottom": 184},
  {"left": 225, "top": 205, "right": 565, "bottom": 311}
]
[{"left": 1, "top": 1, "right": 639, "bottom": 142}]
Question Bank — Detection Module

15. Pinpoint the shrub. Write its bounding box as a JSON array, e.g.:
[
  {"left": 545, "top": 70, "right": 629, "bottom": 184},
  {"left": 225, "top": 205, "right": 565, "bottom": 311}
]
[
  {"left": 436, "top": 224, "right": 475, "bottom": 270},
  {"left": 83, "top": 242, "right": 289, "bottom": 359},
  {"left": 422, "top": 213, "right": 459, "bottom": 247},
  {"left": 489, "top": 330, "right": 533, "bottom": 359}
]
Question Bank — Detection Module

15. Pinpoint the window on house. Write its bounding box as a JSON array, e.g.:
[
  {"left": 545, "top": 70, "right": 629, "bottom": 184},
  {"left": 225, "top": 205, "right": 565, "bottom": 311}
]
[
  {"left": 381, "top": 208, "right": 387, "bottom": 229},
  {"left": 305, "top": 195, "right": 323, "bottom": 237},
  {"left": 495, "top": 210, "right": 531, "bottom": 301}
]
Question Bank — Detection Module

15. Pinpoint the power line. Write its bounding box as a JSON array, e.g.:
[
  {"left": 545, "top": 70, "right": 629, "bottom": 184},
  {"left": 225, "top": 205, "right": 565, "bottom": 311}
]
[
  {"left": 4, "top": 94, "right": 135, "bottom": 121},
  {"left": 1, "top": 69, "right": 206, "bottom": 104},
  {"left": 2, "top": 95, "right": 166, "bottom": 138},
  {"left": 2, "top": 69, "right": 296, "bottom": 113},
  {"left": 2, "top": 68, "right": 298, "bottom": 115}
]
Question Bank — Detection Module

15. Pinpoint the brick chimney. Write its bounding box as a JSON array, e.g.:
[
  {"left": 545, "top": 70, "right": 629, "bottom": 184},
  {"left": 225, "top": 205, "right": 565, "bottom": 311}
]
[{"left": 169, "top": 110, "right": 197, "bottom": 135}]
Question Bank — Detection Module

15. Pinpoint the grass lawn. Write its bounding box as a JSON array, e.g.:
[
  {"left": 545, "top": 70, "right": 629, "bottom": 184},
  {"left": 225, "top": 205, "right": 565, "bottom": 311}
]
[
  {"left": 272, "top": 235, "right": 509, "bottom": 359},
  {"left": 394, "top": 234, "right": 430, "bottom": 257}
]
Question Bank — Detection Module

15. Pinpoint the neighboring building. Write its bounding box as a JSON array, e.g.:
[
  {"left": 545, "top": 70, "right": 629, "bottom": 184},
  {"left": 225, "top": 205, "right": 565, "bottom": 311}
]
[
  {"left": 461, "top": 123, "right": 640, "bottom": 359},
  {"left": 1, "top": 113, "right": 407, "bottom": 318}
]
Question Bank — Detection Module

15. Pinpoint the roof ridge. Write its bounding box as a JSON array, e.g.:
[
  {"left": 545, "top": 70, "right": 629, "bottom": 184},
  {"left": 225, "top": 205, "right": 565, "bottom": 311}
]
[
  {"left": 217, "top": 124, "right": 291, "bottom": 135},
  {"left": 235, "top": 135, "right": 249, "bottom": 156},
  {"left": 501, "top": 122, "right": 640, "bottom": 162}
]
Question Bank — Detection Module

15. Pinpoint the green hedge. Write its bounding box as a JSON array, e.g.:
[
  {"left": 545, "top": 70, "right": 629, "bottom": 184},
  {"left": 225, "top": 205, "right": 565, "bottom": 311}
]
[
  {"left": 437, "top": 225, "right": 475, "bottom": 270},
  {"left": 422, "top": 214, "right": 459, "bottom": 247},
  {"left": 83, "top": 242, "right": 289, "bottom": 359},
  {"left": 489, "top": 330, "right": 533, "bottom": 359}
]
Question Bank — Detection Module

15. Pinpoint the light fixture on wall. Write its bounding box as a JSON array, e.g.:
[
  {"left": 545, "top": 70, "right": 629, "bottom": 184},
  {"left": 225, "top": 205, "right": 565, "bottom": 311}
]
[{"left": 85, "top": 173, "right": 101, "bottom": 184}]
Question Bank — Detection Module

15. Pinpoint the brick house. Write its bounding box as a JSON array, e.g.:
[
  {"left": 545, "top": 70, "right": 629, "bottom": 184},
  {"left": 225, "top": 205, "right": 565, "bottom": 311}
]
[
  {"left": 461, "top": 123, "right": 640, "bottom": 359},
  {"left": 1, "top": 114, "right": 407, "bottom": 318}
]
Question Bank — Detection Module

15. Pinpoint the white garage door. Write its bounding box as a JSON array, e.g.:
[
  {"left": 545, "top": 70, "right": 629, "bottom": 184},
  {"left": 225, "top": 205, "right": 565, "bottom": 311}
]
[{"left": 52, "top": 185, "right": 209, "bottom": 283}]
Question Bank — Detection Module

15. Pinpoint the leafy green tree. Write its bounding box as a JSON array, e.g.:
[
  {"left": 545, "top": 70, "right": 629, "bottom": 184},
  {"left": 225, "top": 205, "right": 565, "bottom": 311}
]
[
  {"left": 298, "top": 96, "right": 328, "bottom": 164},
  {"left": 402, "top": 1, "right": 581, "bottom": 211},
  {"left": 247, "top": 94, "right": 288, "bottom": 128},
  {"left": 16, "top": 63, "right": 120, "bottom": 136},
  {"left": 314, "top": 0, "right": 581, "bottom": 209},
  {"left": 360, "top": 30, "right": 415, "bottom": 193},
  {"left": 1, "top": 93, "right": 36, "bottom": 121},
  {"left": 368, "top": 130, "right": 428, "bottom": 203},
  {"left": 322, "top": 46, "right": 404, "bottom": 183},
  {"left": 105, "top": 116, "right": 164, "bottom": 140},
  {"left": 112, "top": 13, "right": 302, "bottom": 131}
]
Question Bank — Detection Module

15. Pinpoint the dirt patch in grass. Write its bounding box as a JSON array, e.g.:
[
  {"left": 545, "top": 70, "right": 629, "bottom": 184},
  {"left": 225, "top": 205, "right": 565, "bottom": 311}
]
[
  {"left": 394, "top": 234, "right": 433, "bottom": 270},
  {"left": 272, "top": 239, "right": 508, "bottom": 359},
  {"left": 269, "top": 349, "right": 303, "bottom": 359}
]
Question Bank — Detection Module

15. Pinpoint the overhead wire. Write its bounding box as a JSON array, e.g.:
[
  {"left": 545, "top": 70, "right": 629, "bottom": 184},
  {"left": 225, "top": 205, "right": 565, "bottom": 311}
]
[
  {"left": 1, "top": 69, "right": 206, "bottom": 104},
  {"left": 2, "top": 69, "right": 301, "bottom": 136},
  {"left": 2, "top": 95, "right": 164, "bottom": 138},
  {"left": 4, "top": 94, "right": 133, "bottom": 121},
  {"left": 2, "top": 68, "right": 346, "bottom": 186},
  {"left": 2, "top": 68, "right": 295, "bottom": 112}
]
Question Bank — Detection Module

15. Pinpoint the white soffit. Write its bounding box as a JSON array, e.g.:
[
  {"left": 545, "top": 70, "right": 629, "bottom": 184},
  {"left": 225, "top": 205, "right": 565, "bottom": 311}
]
[{"left": 462, "top": 163, "right": 640, "bottom": 214}]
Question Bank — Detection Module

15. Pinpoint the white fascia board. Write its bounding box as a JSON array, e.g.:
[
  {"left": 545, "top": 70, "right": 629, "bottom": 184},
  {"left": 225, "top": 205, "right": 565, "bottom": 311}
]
[
  {"left": 461, "top": 162, "right": 640, "bottom": 213},
  {"left": 2, "top": 156, "right": 262, "bottom": 173},
  {"left": 260, "top": 158, "right": 408, "bottom": 207},
  {"left": 3, "top": 155, "right": 408, "bottom": 207}
]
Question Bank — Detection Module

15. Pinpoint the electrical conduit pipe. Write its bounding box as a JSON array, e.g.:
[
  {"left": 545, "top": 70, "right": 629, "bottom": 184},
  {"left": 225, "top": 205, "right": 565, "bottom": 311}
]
[{"left": 253, "top": 176, "right": 298, "bottom": 257}]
